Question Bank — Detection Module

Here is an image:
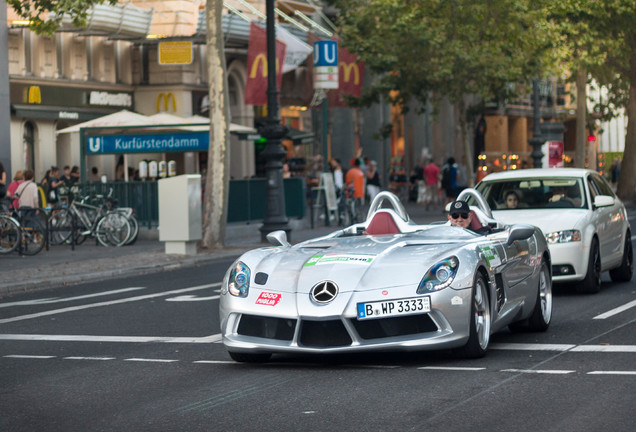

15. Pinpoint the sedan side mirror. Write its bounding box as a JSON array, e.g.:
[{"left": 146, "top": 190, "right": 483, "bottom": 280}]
[
  {"left": 266, "top": 230, "right": 291, "bottom": 247},
  {"left": 507, "top": 224, "right": 535, "bottom": 246},
  {"left": 593, "top": 195, "right": 615, "bottom": 208}
]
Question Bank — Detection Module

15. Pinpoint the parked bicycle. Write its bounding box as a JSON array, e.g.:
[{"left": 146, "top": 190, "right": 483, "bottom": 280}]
[
  {"left": 339, "top": 185, "right": 363, "bottom": 227},
  {"left": 49, "top": 192, "right": 131, "bottom": 247},
  {"left": 0, "top": 198, "right": 47, "bottom": 255}
]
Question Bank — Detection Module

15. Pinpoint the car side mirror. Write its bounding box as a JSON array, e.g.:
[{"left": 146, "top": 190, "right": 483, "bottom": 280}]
[
  {"left": 593, "top": 195, "right": 614, "bottom": 208},
  {"left": 266, "top": 230, "right": 291, "bottom": 247},
  {"left": 507, "top": 224, "right": 535, "bottom": 246}
]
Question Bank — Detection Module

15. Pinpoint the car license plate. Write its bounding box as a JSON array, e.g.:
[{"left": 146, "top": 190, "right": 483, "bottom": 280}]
[{"left": 357, "top": 296, "right": 431, "bottom": 320}]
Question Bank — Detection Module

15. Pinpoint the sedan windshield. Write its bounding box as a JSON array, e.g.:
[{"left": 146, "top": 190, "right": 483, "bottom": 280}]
[{"left": 476, "top": 177, "right": 587, "bottom": 210}]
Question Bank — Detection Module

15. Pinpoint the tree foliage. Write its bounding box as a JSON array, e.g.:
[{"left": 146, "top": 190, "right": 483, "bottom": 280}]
[
  {"left": 331, "top": 0, "right": 555, "bottom": 111},
  {"left": 6, "top": 0, "right": 117, "bottom": 35}
]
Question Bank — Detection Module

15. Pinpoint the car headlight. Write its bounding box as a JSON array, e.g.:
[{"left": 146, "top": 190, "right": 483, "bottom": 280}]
[
  {"left": 545, "top": 230, "right": 581, "bottom": 244},
  {"left": 228, "top": 261, "right": 250, "bottom": 297},
  {"left": 417, "top": 256, "right": 459, "bottom": 293}
]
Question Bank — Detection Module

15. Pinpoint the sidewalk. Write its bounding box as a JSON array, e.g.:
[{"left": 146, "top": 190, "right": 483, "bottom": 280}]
[{"left": 0, "top": 201, "right": 448, "bottom": 296}]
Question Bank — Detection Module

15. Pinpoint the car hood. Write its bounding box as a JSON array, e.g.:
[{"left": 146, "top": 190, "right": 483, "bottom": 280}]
[
  {"left": 241, "top": 233, "right": 473, "bottom": 294},
  {"left": 492, "top": 209, "right": 586, "bottom": 234}
]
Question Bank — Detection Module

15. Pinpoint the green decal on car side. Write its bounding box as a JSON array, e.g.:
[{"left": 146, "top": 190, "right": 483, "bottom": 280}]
[{"left": 480, "top": 246, "right": 501, "bottom": 267}]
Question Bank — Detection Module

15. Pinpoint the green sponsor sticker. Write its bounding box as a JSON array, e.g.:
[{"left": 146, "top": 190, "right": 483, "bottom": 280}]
[
  {"left": 304, "top": 254, "right": 375, "bottom": 267},
  {"left": 480, "top": 246, "right": 501, "bottom": 267}
]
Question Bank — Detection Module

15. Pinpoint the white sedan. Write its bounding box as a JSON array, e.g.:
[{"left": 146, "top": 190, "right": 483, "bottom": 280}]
[{"left": 475, "top": 168, "right": 632, "bottom": 293}]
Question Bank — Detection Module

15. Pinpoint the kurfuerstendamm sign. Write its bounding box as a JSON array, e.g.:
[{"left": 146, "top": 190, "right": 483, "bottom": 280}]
[{"left": 87, "top": 132, "right": 209, "bottom": 154}]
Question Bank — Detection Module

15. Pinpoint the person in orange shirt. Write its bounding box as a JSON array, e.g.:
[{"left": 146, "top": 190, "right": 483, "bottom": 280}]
[{"left": 345, "top": 158, "right": 365, "bottom": 200}]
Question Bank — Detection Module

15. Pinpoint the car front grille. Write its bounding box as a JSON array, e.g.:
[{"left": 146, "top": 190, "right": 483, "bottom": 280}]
[
  {"left": 350, "top": 314, "right": 438, "bottom": 339},
  {"left": 237, "top": 314, "right": 295, "bottom": 341},
  {"left": 236, "top": 312, "right": 440, "bottom": 347}
]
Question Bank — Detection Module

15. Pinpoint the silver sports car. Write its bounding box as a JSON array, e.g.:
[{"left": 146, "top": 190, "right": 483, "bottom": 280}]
[{"left": 220, "top": 189, "right": 552, "bottom": 362}]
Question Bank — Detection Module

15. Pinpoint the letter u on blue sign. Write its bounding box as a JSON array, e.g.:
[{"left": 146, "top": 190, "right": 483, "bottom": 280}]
[{"left": 313, "top": 41, "right": 338, "bottom": 67}]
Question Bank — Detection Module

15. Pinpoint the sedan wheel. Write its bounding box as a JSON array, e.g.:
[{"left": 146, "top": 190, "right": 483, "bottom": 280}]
[
  {"left": 458, "top": 273, "right": 491, "bottom": 358},
  {"left": 578, "top": 238, "right": 601, "bottom": 294},
  {"left": 609, "top": 233, "right": 633, "bottom": 282}
]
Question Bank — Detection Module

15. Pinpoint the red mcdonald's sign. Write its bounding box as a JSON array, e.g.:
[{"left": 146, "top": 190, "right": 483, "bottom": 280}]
[
  {"left": 245, "top": 22, "right": 287, "bottom": 106},
  {"left": 328, "top": 43, "right": 364, "bottom": 107}
]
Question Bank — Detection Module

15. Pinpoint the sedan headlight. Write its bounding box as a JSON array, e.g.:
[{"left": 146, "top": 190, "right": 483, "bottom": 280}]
[
  {"left": 545, "top": 230, "right": 581, "bottom": 244},
  {"left": 417, "top": 256, "right": 459, "bottom": 294},
  {"left": 228, "top": 261, "right": 250, "bottom": 297}
]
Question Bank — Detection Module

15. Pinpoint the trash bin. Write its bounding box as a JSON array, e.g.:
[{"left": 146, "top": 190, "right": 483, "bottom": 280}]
[{"left": 158, "top": 174, "right": 202, "bottom": 255}]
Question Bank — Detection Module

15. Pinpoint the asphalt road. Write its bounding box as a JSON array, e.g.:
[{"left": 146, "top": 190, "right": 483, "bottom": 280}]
[{"left": 1, "top": 260, "right": 635, "bottom": 432}]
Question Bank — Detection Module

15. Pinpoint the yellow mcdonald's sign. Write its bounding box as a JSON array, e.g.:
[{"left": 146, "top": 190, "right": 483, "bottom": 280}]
[
  {"left": 28, "top": 86, "right": 41, "bottom": 104},
  {"left": 156, "top": 92, "right": 176, "bottom": 112},
  {"left": 249, "top": 53, "right": 281, "bottom": 79},
  {"left": 340, "top": 62, "right": 360, "bottom": 85}
]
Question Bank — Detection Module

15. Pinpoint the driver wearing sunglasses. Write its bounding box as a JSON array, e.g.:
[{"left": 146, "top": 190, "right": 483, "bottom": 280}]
[{"left": 447, "top": 200, "right": 491, "bottom": 234}]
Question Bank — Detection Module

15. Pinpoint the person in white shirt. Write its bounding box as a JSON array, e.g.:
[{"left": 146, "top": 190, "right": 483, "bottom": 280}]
[{"left": 15, "top": 170, "right": 39, "bottom": 209}]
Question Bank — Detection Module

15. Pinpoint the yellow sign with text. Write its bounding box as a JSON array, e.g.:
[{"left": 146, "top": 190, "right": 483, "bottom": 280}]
[{"left": 158, "top": 41, "right": 193, "bottom": 65}]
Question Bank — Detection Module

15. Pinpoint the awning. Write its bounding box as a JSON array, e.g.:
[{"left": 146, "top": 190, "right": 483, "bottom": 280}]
[
  {"left": 57, "top": 110, "right": 257, "bottom": 136},
  {"left": 286, "top": 128, "right": 315, "bottom": 145}
]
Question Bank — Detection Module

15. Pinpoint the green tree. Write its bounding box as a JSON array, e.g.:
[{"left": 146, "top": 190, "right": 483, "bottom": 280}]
[
  {"left": 581, "top": 1, "right": 636, "bottom": 202},
  {"left": 8, "top": 0, "right": 230, "bottom": 247},
  {"left": 332, "top": 0, "right": 556, "bottom": 181},
  {"left": 6, "top": 0, "right": 117, "bottom": 35}
]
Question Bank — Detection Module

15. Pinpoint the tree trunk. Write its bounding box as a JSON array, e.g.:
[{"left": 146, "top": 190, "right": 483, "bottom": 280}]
[
  {"left": 457, "top": 99, "right": 474, "bottom": 187},
  {"left": 616, "top": 54, "right": 636, "bottom": 203},
  {"left": 201, "top": 0, "right": 230, "bottom": 249},
  {"left": 575, "top": 68, "right": 587, "bottom": 169}
]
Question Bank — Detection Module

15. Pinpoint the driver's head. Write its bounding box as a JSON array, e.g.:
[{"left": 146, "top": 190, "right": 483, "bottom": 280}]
[{"left": 448, "top": 200, "right": 472, "bottom": 229}]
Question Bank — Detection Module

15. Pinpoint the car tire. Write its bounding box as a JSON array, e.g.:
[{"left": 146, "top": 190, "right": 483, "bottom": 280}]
[
  {"left": 527, "top": 261, "right": 552, "bottom": 331},
  {"left": 509, "top": 260, "right": 552, "bottom": 333},
  {"left": 457, "top": 273, "right": 491, "bottom": 359},
  {"left": 578, "top": 238, "right": 601, "bottom": 294},
  {"left": 609, "top": 233, "right": 633, "bottom": 283},
  {"left": 228, "top": 351, "right": 272, "bottom": 363}
]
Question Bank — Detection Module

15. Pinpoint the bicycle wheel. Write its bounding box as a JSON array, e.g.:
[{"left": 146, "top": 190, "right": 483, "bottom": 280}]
[
  {"left": 19, "top": 218, "right": 46, "bottom": 256},
  {"left": 0, "top": 215, "right": 20, "bottom": 254},
  {"left": 96, "top": 212, "right": 131, "bottom": 247},
  {"left": 49, "top": 209, "right": 73, "bottom": 245},
  {"left": 124, "top": 213, "right": 139, "bottom": 245}
]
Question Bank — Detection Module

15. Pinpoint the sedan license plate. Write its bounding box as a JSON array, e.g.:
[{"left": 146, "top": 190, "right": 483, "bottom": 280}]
[{"left": 357, "top": 296, "right": 431, "bottom": 320}]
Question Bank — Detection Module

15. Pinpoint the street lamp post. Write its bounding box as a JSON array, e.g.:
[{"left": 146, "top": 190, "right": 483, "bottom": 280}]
[
  {"left": 259, "top": 0, "right": 290, "bottom": 242},
  {"left": 529, "top": 78, "right": 544, "bottom": 168}
]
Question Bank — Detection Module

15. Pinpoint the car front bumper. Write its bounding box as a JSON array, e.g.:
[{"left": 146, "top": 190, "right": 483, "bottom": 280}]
[
  {"left": 220, "top": 285, "right": 474, "bottom": 355},
  {"left": 548, "top": 240, "right": 589, "bottom": 282}
]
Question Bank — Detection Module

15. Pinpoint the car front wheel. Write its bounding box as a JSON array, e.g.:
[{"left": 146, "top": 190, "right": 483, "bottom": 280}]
[
  {"left": 609, "top": 233, "right": 633, "bottom": 283},
  {"left": 578, "top": 238, "right": 601, "bottom": 294}
]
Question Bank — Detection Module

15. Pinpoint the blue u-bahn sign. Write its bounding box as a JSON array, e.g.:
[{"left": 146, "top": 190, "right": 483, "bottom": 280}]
[{"left": 87, "top": 131, "right": 209, "bottom": 154}]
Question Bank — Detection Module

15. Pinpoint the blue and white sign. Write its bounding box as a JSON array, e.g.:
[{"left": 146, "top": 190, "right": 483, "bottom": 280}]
[
  {"left": 313, "top": 40, "right": 338, "bottom": 66},
  {"left": 313, "top": 41, "right": 338, "bottom": 90},
  {"left": 87, "top": 131, "right": 209, "bottom": 154}
]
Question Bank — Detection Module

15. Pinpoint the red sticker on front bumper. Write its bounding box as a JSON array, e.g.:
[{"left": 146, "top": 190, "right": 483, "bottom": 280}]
[{"left": 256, "top": 292, "right": 282, "bottom": 306}]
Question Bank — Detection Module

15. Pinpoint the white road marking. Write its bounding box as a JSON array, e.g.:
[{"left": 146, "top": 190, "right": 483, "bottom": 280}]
[
  {"left": 64, "top": 356, "right": 115, "bottom": 361},
  {"left": 593, "top": 300, "right": 636, "bottom": 319},
  {"left": 588, "top": 371, "right": 636, "bottom": 375},
  {"left": 124, "top": 358, "right": 179, "bottom": 363},
  {"left": 0, "top": 334, "right": 222, "bottom": 343},
  {"left": 0, "top": 283, "right": 220, "bottom": 324},
  {"left": 491, "top": 343, "right": 576, "bottom": 351},
  {"left": 4, "top": 354, "right": 56, "bottom": 359},
  {"left": 502, "top": 369, "right": 576, "bottom": 374},
  {"left": 419, "top": 366, "right": 486, "bottom": 371},
  {"left": 0, "top": 287, "right": 147, "bottom": 308},
  {"left": 193, "top": 360, "right": 236, "bottom": 364},
  {"left": 165, "top": 295, "right": 220, "bottom": 302},
  {"left": 571, "top": 345, "right": 636, "bottom": 352}
]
